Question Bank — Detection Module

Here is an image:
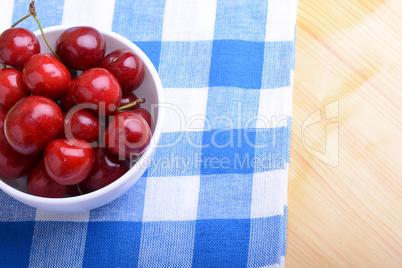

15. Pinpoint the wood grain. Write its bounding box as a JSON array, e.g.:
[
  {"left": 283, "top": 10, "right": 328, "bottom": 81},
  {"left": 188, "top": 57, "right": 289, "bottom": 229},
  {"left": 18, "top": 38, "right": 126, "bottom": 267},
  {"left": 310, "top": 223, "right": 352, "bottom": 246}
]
[{"left": 286, "top": 0, "right": 401, "bottom": 267}]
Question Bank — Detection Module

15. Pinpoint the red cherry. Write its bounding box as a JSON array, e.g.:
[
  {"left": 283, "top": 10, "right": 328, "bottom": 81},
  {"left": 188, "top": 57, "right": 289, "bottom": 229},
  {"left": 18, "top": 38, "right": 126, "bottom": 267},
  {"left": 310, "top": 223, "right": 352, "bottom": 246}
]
[
  {"left": 44, "top": 139, "right": 95, "bottom": 185},
  {"left": 22, "top": 54, "right": 71, "bottom": 99},
  {"left": 0, "top": 104, "right": 9, "bottom": 132},
  {"left": 84, "top": 147, "right": 130, "bottom": 191},
  {"left": 0, "top": 68, "right": 30, "bottom": 108},
  {"left": 56, "top": 26, "right": 106, "bottom": 70},
  {"left": 4, "top": 96, "right": 63, "bottom": 155},
  {"left": 27, "top": 161, "right": 70, "bottom": 198},
  {"left": 0, "top": 27, "right": 40, "bottom": 68},
  {"left": 62, "top": 109, "right": 100, "bottom": 144},
  {"left": 75, "top": 68, "right": 122, "bottom": 116},
  {"left": 119, "top": 92, "right": 140, "bottom": 110},
  {"left": 0, "top": 131, "right": 39, "bottom": 180},
  {"left": 99, "top": 49, "right": 145, "bottom": 92},
  {"left": 131, "top": 108, "right": 153, "bottom": 131},
  {"left": 104, "top": 111, "right": 151, "bottom": 159},
  {"left": 60, "top": 78, "right": 79, "bottom": 113}
]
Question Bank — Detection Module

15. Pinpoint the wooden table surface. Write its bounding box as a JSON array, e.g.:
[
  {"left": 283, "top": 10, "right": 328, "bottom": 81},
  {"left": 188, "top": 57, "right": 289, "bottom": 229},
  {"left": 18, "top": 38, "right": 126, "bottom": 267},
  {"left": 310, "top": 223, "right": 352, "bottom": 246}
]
[{"left": 287, "top": 0, "right": 401, "bottom": 267}]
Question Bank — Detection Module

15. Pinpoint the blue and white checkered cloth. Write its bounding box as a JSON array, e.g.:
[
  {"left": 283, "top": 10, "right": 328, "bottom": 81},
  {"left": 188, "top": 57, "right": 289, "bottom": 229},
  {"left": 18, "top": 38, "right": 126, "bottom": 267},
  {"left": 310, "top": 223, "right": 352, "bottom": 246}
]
[{"left": 0, "top": 0, "right": 296, "bottom": 267}]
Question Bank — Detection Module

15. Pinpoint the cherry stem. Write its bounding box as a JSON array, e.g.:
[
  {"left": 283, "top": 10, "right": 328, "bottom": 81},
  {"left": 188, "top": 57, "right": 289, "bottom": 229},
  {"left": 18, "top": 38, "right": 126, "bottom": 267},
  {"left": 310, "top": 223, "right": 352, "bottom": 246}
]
[
  {"left": 29, "top": 1, "right": 65, "bottom": 65},
  {"left": 76, "top": 184, "right": 84, "bottom": 195},
  {"left": 117, "top": 97, "right": 146, "bottom": 111},
  {"left": 11, "top": 13, "right": 31, "bottom": 28},
  {"left": 2, "top": 65, "right": 6, "bottom": 69}
]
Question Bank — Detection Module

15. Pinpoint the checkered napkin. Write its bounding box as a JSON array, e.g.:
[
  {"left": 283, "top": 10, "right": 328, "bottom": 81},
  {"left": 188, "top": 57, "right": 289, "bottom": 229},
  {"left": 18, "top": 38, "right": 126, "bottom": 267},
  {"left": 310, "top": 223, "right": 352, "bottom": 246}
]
[{"left": 0, "top": 0, "right": 296, "bottom": 267}]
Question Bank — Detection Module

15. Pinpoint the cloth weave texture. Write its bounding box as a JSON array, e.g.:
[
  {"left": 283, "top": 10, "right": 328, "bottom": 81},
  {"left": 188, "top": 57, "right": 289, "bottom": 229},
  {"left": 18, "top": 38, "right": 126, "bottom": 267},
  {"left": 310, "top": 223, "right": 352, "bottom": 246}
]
[{"left": 0, "top": 0, "right": 297, "bottom": 267}]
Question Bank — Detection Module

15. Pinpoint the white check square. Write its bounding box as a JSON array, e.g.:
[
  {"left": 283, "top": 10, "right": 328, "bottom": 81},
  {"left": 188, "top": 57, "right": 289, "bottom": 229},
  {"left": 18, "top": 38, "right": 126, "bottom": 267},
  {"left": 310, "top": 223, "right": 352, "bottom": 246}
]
[
  {"left": 143, "top": 175, "right": 200, "bottom": 221},
  {"left": 251, "top": 169, "right": 288, "bottom": 218},
  {"left": 62, "top": 0, "right": 116, "bottom": 31},
  {"left": 35, "top": 210, "right": 90, "bottom": 222},
  {"left": 265, "top": 0, "right": 297, "bottom": 42},
  {"left": 162, "top": 87, "right": 209, "bottom": 132},
  {"left": 256, "top": 87, "right": 292, "bottom": 129},
  {"left": 162, "top": 0, "right": 217, "bottom": 41},
  {"left": 0, "top": 0, "right": 14, "bottom": 33}
]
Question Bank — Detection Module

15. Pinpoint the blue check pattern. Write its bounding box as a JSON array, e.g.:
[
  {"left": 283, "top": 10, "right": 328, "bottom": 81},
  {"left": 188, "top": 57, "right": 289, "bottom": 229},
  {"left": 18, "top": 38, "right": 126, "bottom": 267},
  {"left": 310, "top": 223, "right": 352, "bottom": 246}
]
[{"left": 1, "top": 0, "right": 296, "bottom": 267}]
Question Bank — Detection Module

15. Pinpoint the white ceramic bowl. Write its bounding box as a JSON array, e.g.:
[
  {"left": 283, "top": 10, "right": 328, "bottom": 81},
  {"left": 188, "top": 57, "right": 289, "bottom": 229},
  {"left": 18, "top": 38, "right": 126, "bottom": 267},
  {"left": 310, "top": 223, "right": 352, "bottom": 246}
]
[{"left": 0, "top": 25, "right": 164, "bottom": 213}]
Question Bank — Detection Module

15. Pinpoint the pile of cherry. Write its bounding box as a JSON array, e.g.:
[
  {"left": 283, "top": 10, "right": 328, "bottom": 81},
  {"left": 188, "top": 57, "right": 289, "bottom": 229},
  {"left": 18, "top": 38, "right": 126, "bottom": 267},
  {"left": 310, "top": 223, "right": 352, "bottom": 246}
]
[{"left": 0, "top": 25, "right": 153, "bottom": 198}]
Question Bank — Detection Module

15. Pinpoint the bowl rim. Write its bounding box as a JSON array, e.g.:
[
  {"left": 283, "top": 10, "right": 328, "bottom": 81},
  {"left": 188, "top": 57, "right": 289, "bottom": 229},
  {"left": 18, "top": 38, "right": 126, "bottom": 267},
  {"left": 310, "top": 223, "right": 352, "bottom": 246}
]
[{"left": 0, "top": 25, "right": 164, "bottom": 207}]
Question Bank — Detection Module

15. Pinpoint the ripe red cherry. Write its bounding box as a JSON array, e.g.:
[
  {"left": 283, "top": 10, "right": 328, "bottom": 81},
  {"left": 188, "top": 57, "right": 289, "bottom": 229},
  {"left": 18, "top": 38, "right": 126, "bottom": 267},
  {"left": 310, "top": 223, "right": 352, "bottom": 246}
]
[
  {"left": 0, "top": 27, "right": 40, "bottom": 68},
  {"left": 62, "top": 109, "right": 100, "bottom": 144},
  {"left": 0, "top": 131, "right": 39, "bottom": 180},
  {"left": 22, "top": 54, "right": 71, "bottom": 99},
  {"left": 60, "top": 78, "right": 79, "bottom": 113},
  {"left": 4, "top": 96, "right": 63, "bottom": 155},
  {"left": 27, "top": 161, "right": 70, "bottom": 198},
  {"left": 99, "top": 49, "right": 145, "bottom": 92},
  {"left": 44, "top": 139, "right": 95, "bottom": 185},
  {"left": 0, "top": 104, "right": 9, "bottom": 132},
  {"left": 84, "top": 147, "right": 130, "bottom": 191},
  {"left": 75, "top": 68, "right": 122, "bottom": 116},
  {"left": 131, "top": 108, "right": 153, "bottom": 131},
  {"left": 104, "top": 111, "right": 151, "bottom": 159},
  {"left": 56, "top": 26, "right": 106, "bottom": 70},
  {"left": 0, "top": 68, "right": 30, "bottom": 108}
]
